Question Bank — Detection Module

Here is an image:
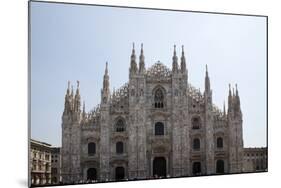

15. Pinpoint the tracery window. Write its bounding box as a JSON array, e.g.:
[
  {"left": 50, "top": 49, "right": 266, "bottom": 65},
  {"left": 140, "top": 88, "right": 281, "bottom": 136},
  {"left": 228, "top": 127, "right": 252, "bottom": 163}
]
[
  {"left": 154, "top": 88, "right": 164, "bottom": 108},
  {"left": 155, "top": 122, "right": 164, "bottom": 135},
  {"left": 115, "top": 119, "right": 125, "bottom": 132},
  {"left": 192, "top": 117, "right": 201, "bottom": 129}
]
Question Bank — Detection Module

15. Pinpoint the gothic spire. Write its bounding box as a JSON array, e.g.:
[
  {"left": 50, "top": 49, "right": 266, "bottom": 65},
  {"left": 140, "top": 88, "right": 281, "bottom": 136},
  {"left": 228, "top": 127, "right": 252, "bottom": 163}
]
[
  {"left": 64, "top": 81, "right": 72, "bottom": 115},
  {"left": 228, "top": 84, "right": 232, "bottom": 97},
  {"left": 180, "top": 45, "right": 186, "bottom": 73},
  {"left": 74, "top": 80, "right": 81, "bottom": 112},
  {"left": 235, "top": 83, "right": 239, "bottom": 96},
  {"left": 205, "top": 64, "right": 210, "bottom": 92},
  {"left": 228, "top": 84, "right": 232, "bottom": 113},
  {"left": 130, "top": 42, "right": 138, "bottom": 75},
  {"left": 172, "top": 45, "right": 179, "bottom": 73},
  {"left": 223, "top": 101, "right": 226, "bottom": 116},
  {"left": 235, "top": 83, "right": 241, "bottom": 110},
  {"left": 139, "top": 43, "right": 145, "bottom": 73},
  {"left": 103, "top": 62, "right": 109, "bottom": 90},
  {"left": 67, "top": 81, "right": 70, "bottom": 95},
  {"left": 75, "top": 80, "right": 80, "bottom": 96},
  {"left": 102, "top": 62, "right": 110, "bottom": 103},
  {"left": 71, "top": 84, "right": 74, "bottom": 97}
]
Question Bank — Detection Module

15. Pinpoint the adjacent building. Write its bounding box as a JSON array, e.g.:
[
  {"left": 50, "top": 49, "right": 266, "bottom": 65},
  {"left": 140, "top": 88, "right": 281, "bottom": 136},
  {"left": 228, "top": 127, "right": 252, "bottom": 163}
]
[
  {"left": 51, "top": 147, "right": 62, "bottom": 184},
  {"left": 243, "top": 147, "right": 268, "bottom": 172},
  {"left": 30, "top": 139, "right": 52, "bottom": 185},
  {"left": 61, "top": 44, "right": 249, "bottom": 183}
]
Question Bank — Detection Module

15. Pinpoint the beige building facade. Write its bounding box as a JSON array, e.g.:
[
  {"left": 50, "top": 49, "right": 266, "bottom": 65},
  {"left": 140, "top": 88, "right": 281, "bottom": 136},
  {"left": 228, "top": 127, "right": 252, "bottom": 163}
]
[
  {"left": 61, "top": 44, "right": 254, "bottom": 183},
  {"left": 30, "top": 139, "right": 52, "bottom": 185},
  {"left": 243, "top": 147, "right": 268, "bottom": 172}
]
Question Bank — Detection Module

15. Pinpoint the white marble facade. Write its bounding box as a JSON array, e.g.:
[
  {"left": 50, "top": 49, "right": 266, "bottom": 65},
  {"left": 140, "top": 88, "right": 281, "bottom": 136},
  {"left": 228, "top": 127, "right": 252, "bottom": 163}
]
[{"left": 61, "top": 44, "right": 244, "bottom": 183}]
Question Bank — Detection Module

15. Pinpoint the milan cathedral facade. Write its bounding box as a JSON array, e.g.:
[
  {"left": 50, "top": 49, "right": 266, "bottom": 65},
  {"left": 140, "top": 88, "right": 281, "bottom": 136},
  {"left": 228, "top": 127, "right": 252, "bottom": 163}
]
[{"left": 61, "top": 44, "right": 244, "bottom": 183}]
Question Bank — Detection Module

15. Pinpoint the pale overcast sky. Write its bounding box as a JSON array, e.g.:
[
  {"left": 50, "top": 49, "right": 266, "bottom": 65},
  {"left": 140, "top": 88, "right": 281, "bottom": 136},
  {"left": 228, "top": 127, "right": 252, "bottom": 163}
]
[{"left": 30, "top": 2, "right": 267, "bottom": 147}]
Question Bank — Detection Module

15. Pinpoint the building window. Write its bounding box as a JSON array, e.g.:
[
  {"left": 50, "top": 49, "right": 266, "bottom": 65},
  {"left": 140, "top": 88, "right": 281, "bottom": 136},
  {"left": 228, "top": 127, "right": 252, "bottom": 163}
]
[
  {"left": 192, "top": 117, "right": 201, "bottom": 129},
  {"left": 88, "top": 142, "right": 96, "bottom": 156},
  {"left": 52, "top": 177, "right": 57, "bottom": 183},
  {"left": 154, "top": 88, "right": 164, "bottom": 108},
  {"left": 115, "top": 119, "right": 125, "bottom": 132},
  {"left": 193, "top": 138, "right": 200, "bottom": 150},
  {"left": 217, "top": 137, "right": 223, "bottom": 148},
  {"left": 32, "top": 162, "right": 36, "bottom": 171},
  {"left": 116, "top": 142, "right": 124, "bottom": 154},
  {"left": 192, "top": 162, "right": 201, "bottom": 175},
  {"left": 45, "top": 154, "right": 49, "bottom": 160},
  {"left": 45, "top": 163, "right": 50, "bottom": 171},
  {"left": 216, "top": 160, "right": 225, "bottom": 173},
  {"left": 51, "top": 168, "right": 57, "bottom": 174},
  {"left": 155, "top": 122, "right": 164, "bottom": 135}
]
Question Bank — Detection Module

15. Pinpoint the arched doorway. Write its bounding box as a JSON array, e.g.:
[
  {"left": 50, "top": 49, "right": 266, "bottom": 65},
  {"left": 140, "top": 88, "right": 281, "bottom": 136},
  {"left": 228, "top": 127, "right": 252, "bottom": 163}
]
[
  {"left": 87, "top": 168, "right": 97, "bottom": 181},
  {"left": 115, "top": 167, "right": 125, "bottom": 180},
  {"left": 153, "top": 157, "right": 166, "bottom": 177},
  {"left": 216, "top": 160, "right": 224, "bottom": 174},
  {"left": 192, "top": 162, "right": 201, "bottom": 175}
]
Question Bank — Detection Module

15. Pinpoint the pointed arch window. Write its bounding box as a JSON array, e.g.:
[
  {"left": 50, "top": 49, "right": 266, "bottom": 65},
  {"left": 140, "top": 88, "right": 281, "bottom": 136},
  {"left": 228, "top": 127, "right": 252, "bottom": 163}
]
[
  {"left": 154, "top": 88, "right": 164, "bottom": 108},
  {"left": 192, "top": 117, "right": 201, "bottom": 129},
  {"left": 115, "top": 119, "right": 125, "bottom": 132},
  {"left": 155, "top": 122, "right": 164, "bottom": 135},
  {"left": 217, "top": 137, "right": 223, "bottom": 148}
]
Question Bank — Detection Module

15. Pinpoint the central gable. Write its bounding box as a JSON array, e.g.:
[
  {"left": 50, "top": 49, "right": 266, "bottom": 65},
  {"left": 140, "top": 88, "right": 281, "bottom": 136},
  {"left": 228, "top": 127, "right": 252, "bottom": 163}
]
[{"left": 146, "top": 61, "right": 172, "bottom": 82}]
